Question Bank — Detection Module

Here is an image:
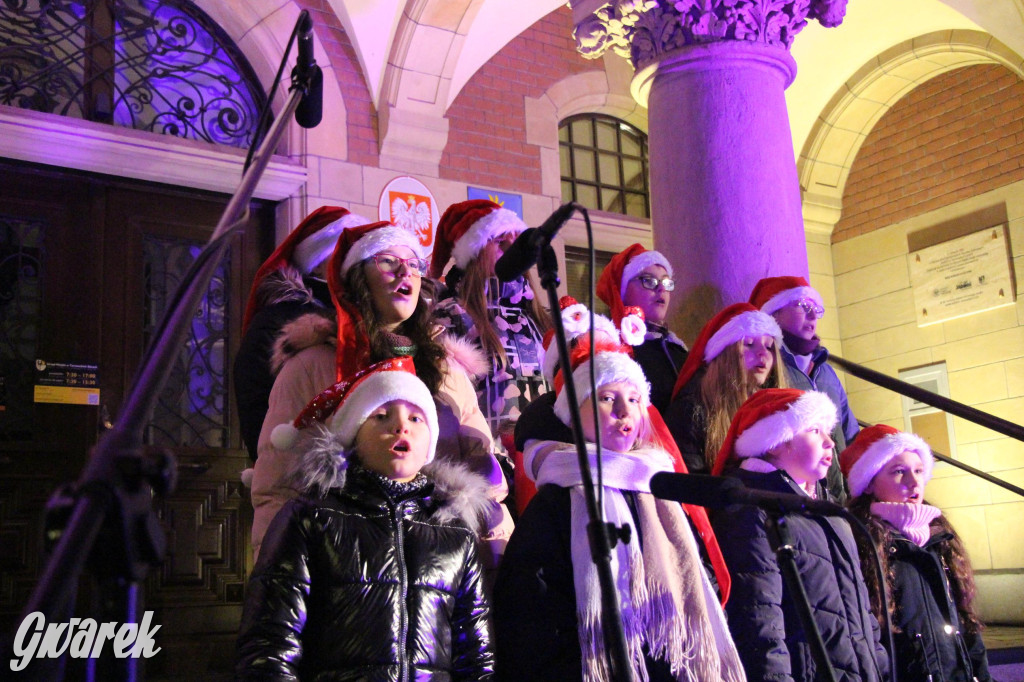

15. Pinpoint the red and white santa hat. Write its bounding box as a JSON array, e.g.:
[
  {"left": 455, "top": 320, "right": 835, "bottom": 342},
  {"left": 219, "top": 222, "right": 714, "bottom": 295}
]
[
  {"left": 552, "top": 338, "right": 650, "bottom": 427},
  {"left": 326, "top": 221, "right": 427, "bottom": 379},
  {"left": 596, "top": 243, "right": 673, "bottom": 326},
  {"left": 748, "top": 275, "right": 824, "bottom": 316},
  {"left": 428, "top": 199, "right": 527, "bottom": 278},
  {"left": 840, "top": 424, "right": 934, "bottom": 497},
  {"left": 270, "top": 356, "right": 438, "bottom": 463},
  {"left": 242, "top": 206, "right": 368, "bottom": 331},
  {"left": 671, "top": 303, "right": 782, "bottom": 399},
  {"left": 332, "top": 220, "right": 427, "bottom": 280},
  {"left": 541, "top": 297, "right": 637, "bottom": 384},
  {"left": 712, "top": 388, "right": 838, "bottom": 476}
]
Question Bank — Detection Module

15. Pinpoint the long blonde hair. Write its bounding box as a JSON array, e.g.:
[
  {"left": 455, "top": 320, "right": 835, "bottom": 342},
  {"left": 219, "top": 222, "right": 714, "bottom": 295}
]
[
  {"left": 700, "top": 340, "right": 787, "bottom": 471},
  {"left": 457, "top": 239, "right": 551, "bottom": 368}
]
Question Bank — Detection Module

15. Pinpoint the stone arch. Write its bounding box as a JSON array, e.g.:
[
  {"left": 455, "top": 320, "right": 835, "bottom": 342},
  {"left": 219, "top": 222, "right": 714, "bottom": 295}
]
[
  {"left": 798, "top": 29, "right": 1024, "bottom": 236},
  {"left": 524, "top": 59, "right": 654, "bottom": 253},
  {"left": 374, "top": 0, "right": 490, "bottom": 173}
]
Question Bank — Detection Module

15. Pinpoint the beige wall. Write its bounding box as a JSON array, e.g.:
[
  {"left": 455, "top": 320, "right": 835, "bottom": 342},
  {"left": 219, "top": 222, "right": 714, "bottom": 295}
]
[{"left": 829, "top": 179, "right": 1024, "bottom": 623}]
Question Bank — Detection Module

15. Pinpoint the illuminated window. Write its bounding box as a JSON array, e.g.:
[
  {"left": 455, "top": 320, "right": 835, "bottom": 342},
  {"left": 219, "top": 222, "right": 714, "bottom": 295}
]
[
  {"left": 0, "top": 0, "right": 266, "bottom": 148},
  {"left": 559, "top": 115, "right": 650, "bottom": 219}
]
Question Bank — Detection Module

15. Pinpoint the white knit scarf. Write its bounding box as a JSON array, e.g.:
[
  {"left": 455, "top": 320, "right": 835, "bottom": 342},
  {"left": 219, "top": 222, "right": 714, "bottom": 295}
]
[
  {"left": 523, "top": 440, "right": 746, "bottom": 682},
  {"left": 870, "top": 501, "right": 942, "bottom": 547}
]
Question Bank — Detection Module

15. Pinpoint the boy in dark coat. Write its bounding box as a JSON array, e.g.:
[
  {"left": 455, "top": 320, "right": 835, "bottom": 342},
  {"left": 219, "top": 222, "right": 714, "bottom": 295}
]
[
  {"left": 236, "top": 357, "right": 495, "bottom": 680},
  {"left": 712, "top": 389, "right": 889, "bottom": 682}
]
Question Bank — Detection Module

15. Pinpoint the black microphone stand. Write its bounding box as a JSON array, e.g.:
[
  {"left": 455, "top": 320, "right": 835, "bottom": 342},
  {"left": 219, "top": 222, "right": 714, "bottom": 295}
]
[
  {"left": 763, "top": 512, "right": 839, "bottom": 682},
  {"left": 11, "top": 12, "right": 321, "bottom": 681},
  {"left": 535, "top": 234, "right": 634, "bottom": 681}
]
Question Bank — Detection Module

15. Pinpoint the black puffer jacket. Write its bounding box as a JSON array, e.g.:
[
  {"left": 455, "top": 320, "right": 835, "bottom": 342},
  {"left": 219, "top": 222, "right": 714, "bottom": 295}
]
[
  {"left": 713, "top": 467, "right": 889, "bottom": 682},
  {"left": 888, "top": 530, "right": 991, "bottom": 682},
  {"left": 236, "top": 459, "right": 495, "bottom": 681}
]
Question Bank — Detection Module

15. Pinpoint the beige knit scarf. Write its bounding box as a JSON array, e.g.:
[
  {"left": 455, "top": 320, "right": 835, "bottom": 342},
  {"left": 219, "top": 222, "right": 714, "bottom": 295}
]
[{"left": 524, "top": 441, "right": 746, "bottom": 682}]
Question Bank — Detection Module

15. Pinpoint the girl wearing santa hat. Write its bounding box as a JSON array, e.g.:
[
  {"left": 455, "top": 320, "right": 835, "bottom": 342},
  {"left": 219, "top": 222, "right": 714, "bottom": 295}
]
[
  {"left": 664, "top": 303, "right": 787, "bottom": 476},
  {"left": 711, "top": 388, "right": 889, "bottom": 682},
  {"left": 250, "top": 220, "right": 512, "bottom": 562},
  {"left": 430, "top": 199, "right": 552, "bottom": 446},
  {"left": 597, "top": 243, "right": 688, "bottom": 414},
  {"left": 235, "top": 206, "right": 368, "bottom": 461},
  {"left": 842, "top": 424, "right": 991, "bottom": 682},
  {"left": 493, "top": 339, "right": 744, "bottom": 682},
  {"left": 237, "top": 357, "right": 495, "bottom": 680}
]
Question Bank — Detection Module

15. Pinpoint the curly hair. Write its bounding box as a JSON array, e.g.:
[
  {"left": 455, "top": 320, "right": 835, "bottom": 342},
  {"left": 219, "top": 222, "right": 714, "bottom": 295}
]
[
  {"left": 848, "top": 496, "right": 983, "bottom": 636},
  {"left": 455, "top": 239, "right": 551, "bottom": 368},
  {"left": 343, "top": 262, "right": 446, "bottom": 395},
  {"left": 700, "top": 340, "right": 787, "bottom": 472}
]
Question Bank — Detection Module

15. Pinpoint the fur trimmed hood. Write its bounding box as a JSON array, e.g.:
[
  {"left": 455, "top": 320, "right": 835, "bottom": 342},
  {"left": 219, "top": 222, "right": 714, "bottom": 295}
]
[
  {"left": 290, "top": 424, "right": 497, "bottom": 533},
  {"left": 438, "top": 332, "right": 489, "bottom": 379},
  {"left": 271, "top": 311, "right": 336, "bottom": 373}
]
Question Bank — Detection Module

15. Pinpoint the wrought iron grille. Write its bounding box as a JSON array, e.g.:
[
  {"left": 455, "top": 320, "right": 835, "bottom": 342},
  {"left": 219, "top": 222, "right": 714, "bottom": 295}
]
[
  {"left": 143, "top": 234, "right": 228, "bottom": 448},
  {"left": 0, "top": 0, "right": 267, "bottom": 148},
  {"left": 0, "top": 216, "right": 43, "bottom": 441}
]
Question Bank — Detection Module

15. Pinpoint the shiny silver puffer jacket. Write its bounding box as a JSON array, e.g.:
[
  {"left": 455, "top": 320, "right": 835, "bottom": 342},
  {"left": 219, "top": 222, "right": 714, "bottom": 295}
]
[{"left": 236, "top": 454, "right": 496, "bottom": 681}]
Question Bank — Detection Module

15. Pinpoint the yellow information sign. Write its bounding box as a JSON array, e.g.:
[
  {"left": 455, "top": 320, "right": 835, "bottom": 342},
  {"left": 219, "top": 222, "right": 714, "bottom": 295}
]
[{"left": 34, "top": 385, "right": 100, "bottom": 406}]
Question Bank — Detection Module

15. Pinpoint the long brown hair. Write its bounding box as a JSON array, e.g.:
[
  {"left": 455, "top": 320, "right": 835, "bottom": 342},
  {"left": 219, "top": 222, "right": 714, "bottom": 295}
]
[
  {"left": 849, "top": 496, "right": 983, "bottom": 635},
  {"left": 700, "top": 340, "right": 787, "bottom": 472},
  {"left": 456, "top": 239, "right": 551, "bottom": 368},
  {"left": 344, "top": 262, "right": 445, "bottom": 394}
]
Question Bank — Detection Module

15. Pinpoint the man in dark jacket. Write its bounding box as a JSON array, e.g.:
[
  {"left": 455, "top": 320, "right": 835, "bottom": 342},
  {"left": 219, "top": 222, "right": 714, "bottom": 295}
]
[
  {"left": 234, "top": 206, "right": 366, "bottom": 460},
  {"left": 750, "top": 275, "right": 858, "bottom": 502}
]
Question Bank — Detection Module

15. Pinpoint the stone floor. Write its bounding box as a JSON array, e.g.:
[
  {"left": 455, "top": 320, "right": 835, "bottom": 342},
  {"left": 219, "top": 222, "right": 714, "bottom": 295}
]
[{"left": 986, "top": 626, "right": 1024, "bottom": 682}]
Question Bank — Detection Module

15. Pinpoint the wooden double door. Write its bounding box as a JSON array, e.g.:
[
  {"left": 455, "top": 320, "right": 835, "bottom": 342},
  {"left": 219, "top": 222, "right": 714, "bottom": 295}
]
[{"left": 0, "top": 160, "right": 272, "bottom": 679}]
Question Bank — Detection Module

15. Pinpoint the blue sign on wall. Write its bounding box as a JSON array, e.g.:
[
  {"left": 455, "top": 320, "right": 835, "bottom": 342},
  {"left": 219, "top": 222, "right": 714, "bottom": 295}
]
[{"left": 467, "top": 187, "right": 523, "bottom": 219}]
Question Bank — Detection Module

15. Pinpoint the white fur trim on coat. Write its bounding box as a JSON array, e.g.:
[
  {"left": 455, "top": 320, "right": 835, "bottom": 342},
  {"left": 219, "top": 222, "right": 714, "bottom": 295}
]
[
  {"left": 292, "top": 428, "right": 496, "bottom": 533},
  {"left": 703, "top": 311, "right": 783, "bottom": 363},
  {"left": 759, "top": 286, "right": 824, "bottom": 316},
  {"left": 293, "top": 213, "right": 370, "bottom": 273},
  {"left": 620, "top": 250, "right": 672, "bottom": 300},
  {"left": 734, "top": 391, "right": 838, "bottom": 459},
  {"left": 846, "top": 431, "right": 933, "bottom": 498},
  {"left": 326, "top": 370, "right": 439, "bottom": 464},
  {"left": 339, "top": 225, "right": 427, "bottom": 277},
  {"left": 553, "top": 351, "right": 651, "bottom": 426},
  {"left": 450, "top": 208, "right": 526, "bottom": 270}
]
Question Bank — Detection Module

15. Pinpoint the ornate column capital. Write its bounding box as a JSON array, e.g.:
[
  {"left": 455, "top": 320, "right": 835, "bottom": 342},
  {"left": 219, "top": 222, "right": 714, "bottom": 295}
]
[{"left": 572, "top": 0, "right": 847, "bottom": 69}]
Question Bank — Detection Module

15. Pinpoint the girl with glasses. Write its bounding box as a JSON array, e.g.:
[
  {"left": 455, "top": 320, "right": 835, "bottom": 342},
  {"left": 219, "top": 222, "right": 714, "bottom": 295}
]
[
  {"left": 249, "top": 220, "right": 513, "bottom": 568},
  {"left": 597, "top": 243, "right": 689, "bottom": 415}
]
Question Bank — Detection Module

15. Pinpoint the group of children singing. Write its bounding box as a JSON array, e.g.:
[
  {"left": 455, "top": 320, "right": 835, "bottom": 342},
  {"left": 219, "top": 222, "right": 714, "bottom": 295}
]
[{"left": 234, "top": 202, "right": 990, "bottom": 682}]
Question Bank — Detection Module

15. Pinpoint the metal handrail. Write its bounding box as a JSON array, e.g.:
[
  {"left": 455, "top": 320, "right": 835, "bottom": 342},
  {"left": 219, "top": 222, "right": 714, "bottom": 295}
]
[{"left": 829, "top": 354, "right": 1024, "bottom": 499}]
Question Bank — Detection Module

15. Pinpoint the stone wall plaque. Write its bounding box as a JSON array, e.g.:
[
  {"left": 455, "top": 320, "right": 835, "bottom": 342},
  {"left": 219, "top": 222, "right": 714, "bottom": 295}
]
[{"left": 909, "top": 227, "right": 1015, "bottom": 327}]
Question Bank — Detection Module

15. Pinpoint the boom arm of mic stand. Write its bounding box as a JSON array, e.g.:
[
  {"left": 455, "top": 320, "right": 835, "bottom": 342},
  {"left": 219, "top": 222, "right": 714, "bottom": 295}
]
[
  {"left": 16, "top": 84, "right": 307, "bottom": 678},
  {"left": 536, "top": 244, "right": 634, "bottom": 681}
]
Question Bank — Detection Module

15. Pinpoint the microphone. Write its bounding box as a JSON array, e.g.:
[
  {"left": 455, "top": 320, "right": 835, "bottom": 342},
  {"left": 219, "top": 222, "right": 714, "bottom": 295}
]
[
  {"left": 494, "top": 202, "right": 577, "bottom": 282},
  {"left": 292, "top": 11, "right": 323, "bottom": 129},
  {"left": 649, "top": 472, "right": 846, "bottom": 516}
]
